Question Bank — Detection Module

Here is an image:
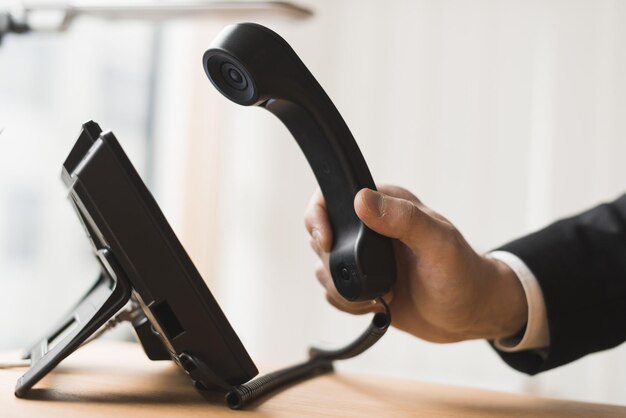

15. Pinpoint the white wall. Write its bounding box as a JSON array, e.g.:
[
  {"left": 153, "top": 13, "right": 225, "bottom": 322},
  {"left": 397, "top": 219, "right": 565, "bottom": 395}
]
[{"left": 151, "top": 0, "right": 626, "bottom": 406}]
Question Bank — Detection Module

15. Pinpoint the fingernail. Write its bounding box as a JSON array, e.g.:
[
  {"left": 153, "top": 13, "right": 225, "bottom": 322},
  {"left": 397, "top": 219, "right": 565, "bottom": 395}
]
[
  {"left": 312, "top": 229, "right": 322, "bottom": 247},
  {"left": 362, "top": 189, "right": 384, "bottom": 217}
]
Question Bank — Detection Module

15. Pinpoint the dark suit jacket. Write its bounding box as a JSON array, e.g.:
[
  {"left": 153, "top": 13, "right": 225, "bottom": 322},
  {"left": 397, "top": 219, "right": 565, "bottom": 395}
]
[{"left": 494, "top": 194, "right": 626, "bottom": 375}]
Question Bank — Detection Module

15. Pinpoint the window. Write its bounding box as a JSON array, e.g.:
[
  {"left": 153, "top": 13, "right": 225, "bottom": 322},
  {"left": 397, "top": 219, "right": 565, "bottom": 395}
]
[{"left": 0, "top": 16, "right": 156, "bottom": 349}]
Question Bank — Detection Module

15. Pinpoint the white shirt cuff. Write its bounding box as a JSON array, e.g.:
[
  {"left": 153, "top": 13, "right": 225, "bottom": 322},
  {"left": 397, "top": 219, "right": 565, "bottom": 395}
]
[{"left": 489, "top": 251, "right": 550, "bottom": 352}]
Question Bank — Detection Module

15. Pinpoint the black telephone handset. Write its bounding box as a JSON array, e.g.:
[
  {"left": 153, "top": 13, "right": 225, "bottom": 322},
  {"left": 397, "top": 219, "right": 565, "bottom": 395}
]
[{"left": 203, "top": 23, "right": 396, "bottom": 301}]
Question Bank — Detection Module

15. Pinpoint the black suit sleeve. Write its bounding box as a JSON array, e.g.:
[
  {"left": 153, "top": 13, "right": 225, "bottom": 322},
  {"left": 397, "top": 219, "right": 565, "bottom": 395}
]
[{"left": 492, "top": 194, "right": 626, "bottom": 375}]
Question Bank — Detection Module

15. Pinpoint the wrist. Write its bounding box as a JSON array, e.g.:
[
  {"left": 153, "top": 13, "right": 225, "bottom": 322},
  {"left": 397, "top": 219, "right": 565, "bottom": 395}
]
[{"left": 475, "top": 255, "right": 528, "bottom": 340}]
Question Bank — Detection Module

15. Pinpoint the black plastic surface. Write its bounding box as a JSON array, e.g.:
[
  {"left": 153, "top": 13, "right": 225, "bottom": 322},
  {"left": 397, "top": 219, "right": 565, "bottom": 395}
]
[
  {"left": 203, "top": 23, "right": 396, "bottom": 301},
  {"left": 15, "top": 252, "right": 132, "bottom": 397},
  {"left": 69, "top": 122, "right": 258, "bottom": 388},
  {"left": 16, "top": 121, "right": 258, "bottom": 397}
]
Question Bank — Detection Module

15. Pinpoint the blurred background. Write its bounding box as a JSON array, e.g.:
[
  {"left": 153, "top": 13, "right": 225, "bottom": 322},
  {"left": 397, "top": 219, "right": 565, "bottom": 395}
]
[{"left": 1, "top": 0, "right": 625, "bottom": 407}]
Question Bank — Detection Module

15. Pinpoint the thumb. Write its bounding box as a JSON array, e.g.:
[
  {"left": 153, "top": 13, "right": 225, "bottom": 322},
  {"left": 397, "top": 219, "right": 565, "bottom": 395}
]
[{"left": 354, "top": 188, "right": 438, "bottom": 250}]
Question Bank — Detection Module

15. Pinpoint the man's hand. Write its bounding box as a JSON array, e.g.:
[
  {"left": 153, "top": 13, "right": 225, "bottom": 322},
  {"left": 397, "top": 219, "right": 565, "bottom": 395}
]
[{"left": 304, "top": 185, "right": 528, "bottom": 343}]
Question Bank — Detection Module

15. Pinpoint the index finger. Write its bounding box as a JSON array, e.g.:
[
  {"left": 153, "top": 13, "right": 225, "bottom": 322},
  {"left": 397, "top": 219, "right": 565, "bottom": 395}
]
[{"left": 304, "top": 188, "right": 333, "bottom": 252}]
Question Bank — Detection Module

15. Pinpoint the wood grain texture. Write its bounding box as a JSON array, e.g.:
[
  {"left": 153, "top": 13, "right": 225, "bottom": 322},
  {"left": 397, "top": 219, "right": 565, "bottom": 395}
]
[{"left": 1, "top": 341, "right": 625, "bottom": 417}]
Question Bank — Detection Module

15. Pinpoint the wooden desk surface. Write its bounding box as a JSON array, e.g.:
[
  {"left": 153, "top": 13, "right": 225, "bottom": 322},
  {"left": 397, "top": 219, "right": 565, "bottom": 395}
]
[{"left": 1, "top": 341, "right": 625, "bottom": 418}]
